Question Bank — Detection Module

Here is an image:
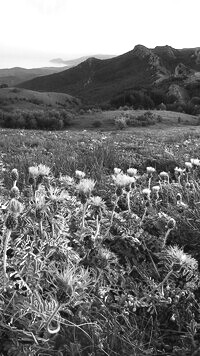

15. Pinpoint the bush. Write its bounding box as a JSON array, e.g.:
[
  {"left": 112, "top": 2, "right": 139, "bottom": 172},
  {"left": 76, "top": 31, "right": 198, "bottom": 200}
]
[
  {"left": 127, "top": 111, "right": 156, "bottom": 127},
  {"left": 0, "top": 109, "right": 73, "bottom": 130},
  {"left": 114, "top": 116, "right": 127, "bottom": 130},
  {"left": 92, "top": 120, "right": 102, "bottom": 128}
]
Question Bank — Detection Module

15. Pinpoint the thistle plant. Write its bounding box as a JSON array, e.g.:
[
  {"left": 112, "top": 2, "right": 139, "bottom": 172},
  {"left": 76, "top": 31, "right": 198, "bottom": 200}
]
[
  {"left": 152, "top": 185, "right": 160, "bottom": 206},
  {"left": 89, "top": 196, "right": 106, "bottom": 242},
  {"left": 159, "top": 171, "right": 169, "bottom": 185},
  {"left": 11, "top": 168, "right": 19, "bottom": 187},
  {"left": 146, "top": 166, "right": 156, "bottom": 189},
  {"left": 77, "top": 178, "right": 95, "bottom": 229},
  {"left": 3, "top": 198, "right": 23, "bottom": 288}
]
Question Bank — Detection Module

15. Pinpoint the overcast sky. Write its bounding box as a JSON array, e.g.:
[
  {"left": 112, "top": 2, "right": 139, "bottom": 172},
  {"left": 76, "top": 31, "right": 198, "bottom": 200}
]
[{"left": 0, "top": 0, "right": 199, "bottom": 68}]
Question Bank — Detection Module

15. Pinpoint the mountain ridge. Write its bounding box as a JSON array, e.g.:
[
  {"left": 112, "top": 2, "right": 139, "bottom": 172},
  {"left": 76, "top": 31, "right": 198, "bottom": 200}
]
[{"left": 17, "top": 45, "right": 200, "bottom": 105}]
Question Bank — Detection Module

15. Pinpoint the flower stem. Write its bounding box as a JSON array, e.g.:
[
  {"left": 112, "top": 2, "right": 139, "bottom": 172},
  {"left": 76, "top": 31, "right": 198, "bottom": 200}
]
[
  {"left": 81, "top": 202, "right": 87, "bottom": 229},
  {"left": 3, "top": 229, "right": 11, "bottom": 289},
  {"left": 162, "top": 228, "right": 172, "bottom": 249}
]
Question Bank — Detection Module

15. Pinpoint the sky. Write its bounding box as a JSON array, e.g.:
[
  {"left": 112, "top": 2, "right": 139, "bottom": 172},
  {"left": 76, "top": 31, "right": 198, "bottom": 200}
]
[{"left": 0, "top": 0, "right": 199, "bottom": 68}]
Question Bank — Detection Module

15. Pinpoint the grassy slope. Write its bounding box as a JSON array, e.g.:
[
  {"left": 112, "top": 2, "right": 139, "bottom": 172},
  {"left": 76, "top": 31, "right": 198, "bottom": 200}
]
[
  {"left": 72, "top": 109, "right": 198, "bottom": 129},
  {"left": 0, "top": 87, "right": 80, "bottom": 111}
]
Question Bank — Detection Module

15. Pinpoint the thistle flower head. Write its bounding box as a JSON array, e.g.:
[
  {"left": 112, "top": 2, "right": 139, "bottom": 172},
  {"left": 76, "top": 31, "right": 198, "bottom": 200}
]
[
  {"left": 142, "top": 188, "right": 151, "bottom": 196},
  {"left": 185, "top": 162, "right": 193, "bottom": 170},
  {"left": 174, "top": 167, "right": 184, "bottom": 175},
  {"left": 152, "top": 185, "right": 160, "bottom": 192},
  {"left": 77, "top": 178, "right": 95, "bottom": 198},
  {"left": 112, "top": 174, "right": 134, "bottom": 187},
  {"left": 127, "top": 168, "right": 137, "bottom": 177},
  {"left": 89, "top": 196, "right": 104, "bottom": 208},
  {"left": 146, "top": 167, "right": 156, "bottom": 174},
  {"left": 166, "top": 245, "right": 198, "bottom": 271},
  {"left": 9, "top": 198, "right": 23, "bottom": 215},
  {"left": 75, "top": 170, "right": 85, "bottom": 179},
  {"left": 37, "top": 164, "right": 50, "bottom": 176},
  {"left": 191, "top": 158, "right": 200, "bottom": 166},
  {"left": 28, "top": 166, "right": 39, "bottom": 180},
  {"left": 113, "top": 167, "right": 122, "bottom": 175},
  {"left": 159, "top": 171, "right": 169, "bottom": 179}
]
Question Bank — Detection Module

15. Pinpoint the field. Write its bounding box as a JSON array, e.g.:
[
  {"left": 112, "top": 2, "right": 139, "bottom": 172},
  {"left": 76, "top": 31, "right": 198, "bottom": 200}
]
[{"left": 1, "top": 123, "right": 200, "bottom": 355}]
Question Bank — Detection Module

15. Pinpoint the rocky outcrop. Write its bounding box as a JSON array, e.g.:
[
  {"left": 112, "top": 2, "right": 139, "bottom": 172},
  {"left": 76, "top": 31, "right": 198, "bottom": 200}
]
[
  {"left": 175, "top": 63, "right": 193, "bottom": 77},
  {"left": 168, "top": 84, "right": 189, "bottom": 103},
  {"left": 132, "top": 45, "right": 169, "bottom": 78}
]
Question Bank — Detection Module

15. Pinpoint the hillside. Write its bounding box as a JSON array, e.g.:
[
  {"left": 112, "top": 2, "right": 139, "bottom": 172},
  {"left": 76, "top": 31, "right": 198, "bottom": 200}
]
[
  {"left": 17, "top": 45, "right": 200, "bottom": 107},
  {"left": 0, "top": 87, "right": 80, "bottom": 111},
  {"left": 0, "top": 66, "right": 67, "bottom": 87}
]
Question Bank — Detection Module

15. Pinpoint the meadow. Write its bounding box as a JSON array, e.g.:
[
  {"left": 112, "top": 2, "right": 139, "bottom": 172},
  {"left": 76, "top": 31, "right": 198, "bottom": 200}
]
[{"left": 1, "top": 123, "right": 200, "bottom": 355}]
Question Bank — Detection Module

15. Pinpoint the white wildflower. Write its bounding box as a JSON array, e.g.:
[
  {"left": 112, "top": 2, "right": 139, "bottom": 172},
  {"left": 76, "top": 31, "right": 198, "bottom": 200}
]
[
  {"left": 127, "top": 168, "right": 137, "bottom": 177},
  {"left": 146, "top": 167, "right": 156, "bottom": 174},
  {"left": 191, "top": 158, "right": 200, "bottom": 166},
  {"left": 75, "top": 170, "right": 86, "bottom": 179}
]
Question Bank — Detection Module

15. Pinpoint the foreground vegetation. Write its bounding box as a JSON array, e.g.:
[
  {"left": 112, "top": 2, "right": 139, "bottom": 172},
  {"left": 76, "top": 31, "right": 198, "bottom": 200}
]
[{"left": 1, "top": 126, "right": 200, "bottom": 355}]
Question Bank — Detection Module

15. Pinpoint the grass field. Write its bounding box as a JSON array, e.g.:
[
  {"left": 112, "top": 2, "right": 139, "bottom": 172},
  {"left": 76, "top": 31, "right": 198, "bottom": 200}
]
[{"left": 1, "top": 123, "right": 200, "bottom": 355}]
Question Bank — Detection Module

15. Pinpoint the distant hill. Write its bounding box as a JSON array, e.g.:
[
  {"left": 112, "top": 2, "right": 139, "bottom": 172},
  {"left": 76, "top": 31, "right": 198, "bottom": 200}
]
[
  {"left": 0, "top": 87, "right": 80, "bottom": 111},
  {"left": 50, "top": 54, "right": 116, "bottom": 67},
  {"left": 17, "top": 45, "right": 200, "bottom": 106},
  {"left": 0, "top": 66, "right": 67, "bottom": 86}
]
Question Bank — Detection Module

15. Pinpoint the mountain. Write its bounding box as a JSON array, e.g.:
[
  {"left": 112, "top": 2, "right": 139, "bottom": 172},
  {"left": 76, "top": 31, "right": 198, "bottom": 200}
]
[
  {"left": 0, "top": 66, "right": 67, "bottom": 86},
  {"left": 17, "top": 45, "right": 200, "bottom": 105},
  {"left": 50, "top": 54, "right": 116, "bottom": 67}
]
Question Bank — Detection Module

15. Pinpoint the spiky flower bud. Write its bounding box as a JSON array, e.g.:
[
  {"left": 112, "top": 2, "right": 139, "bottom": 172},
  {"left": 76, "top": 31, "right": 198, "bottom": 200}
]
[
  {"left": 5, "top": 214, "right": 18, "bottom": 230},
  {"left": 10, "top": 186, "right": 20, "bottom": 199},
  {"left": 116, "top": 186, "right": 123, "bottom": 197},
  {"left": 167, "top": 218, "right": 176, "bottom": 230},
  {"left": 11, "top": 169, "right": 19, "bottom": 182},
  {"left": 36, "top": 208, "right": 43, "bottom": 220},
  {"left": 185, "top": 182, "right": 190, "bottom": 189},
  {"left": 176, "top": 193, "right": 182, "bottom": 202}
]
